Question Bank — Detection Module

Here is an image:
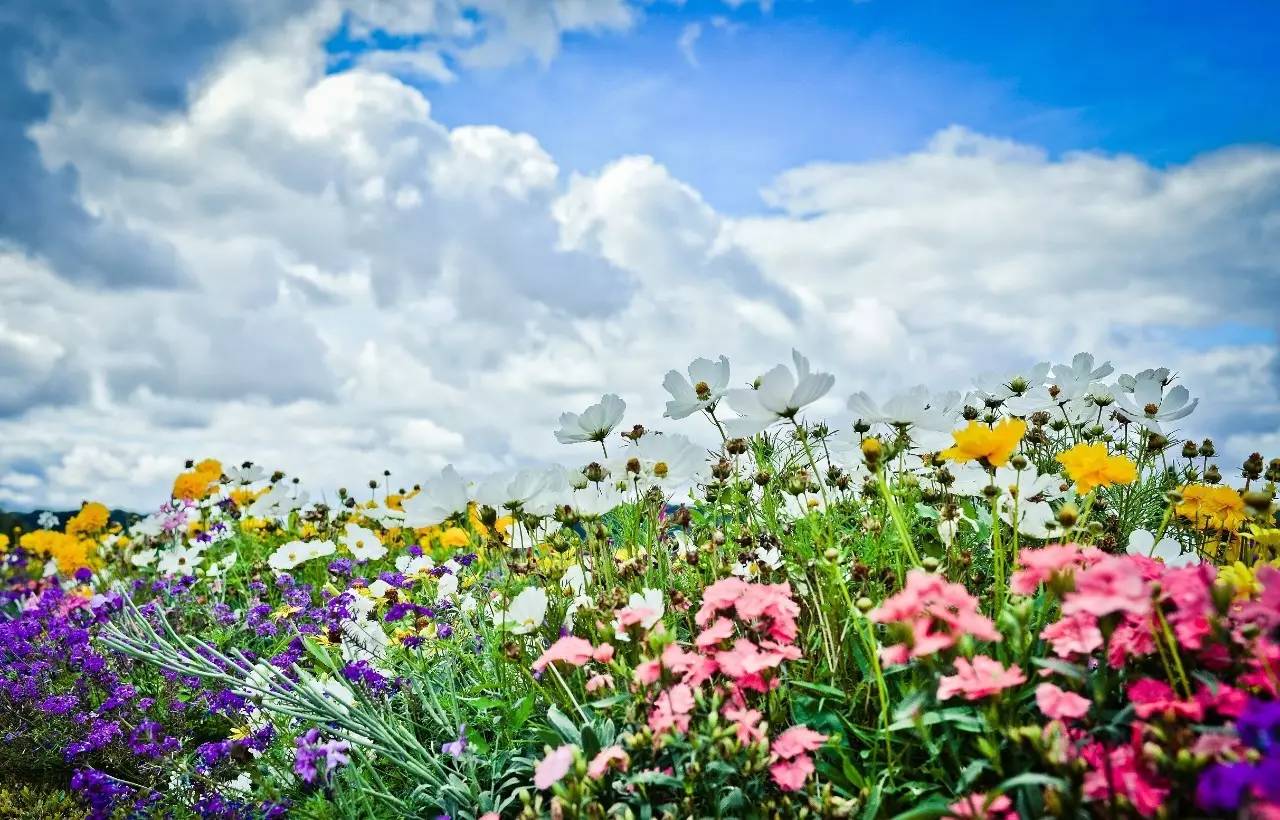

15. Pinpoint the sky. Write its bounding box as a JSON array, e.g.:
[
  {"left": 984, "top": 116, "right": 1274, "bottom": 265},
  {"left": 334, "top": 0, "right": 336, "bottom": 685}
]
[{"left": 1, "top": 0, "right": 1278, "bottom": 511}]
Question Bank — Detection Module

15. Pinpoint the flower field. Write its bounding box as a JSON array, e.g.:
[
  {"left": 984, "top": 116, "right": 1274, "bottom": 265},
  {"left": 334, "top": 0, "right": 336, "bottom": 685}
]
[{"left": 3, "top": 350, "right": 1280, "bottom": 819}]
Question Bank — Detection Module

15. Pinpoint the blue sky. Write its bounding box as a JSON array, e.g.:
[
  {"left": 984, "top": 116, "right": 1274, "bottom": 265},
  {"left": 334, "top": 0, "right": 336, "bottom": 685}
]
[
  {"left": 329, "top": 0, "right": 1280, "bottom": 212},
  {"left": 2, "top": 0, "right": 1278, "bottom": 510}
]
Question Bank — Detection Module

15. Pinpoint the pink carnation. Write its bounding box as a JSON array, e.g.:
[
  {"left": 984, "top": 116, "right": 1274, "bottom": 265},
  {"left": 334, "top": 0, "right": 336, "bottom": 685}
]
[
  {"left": 1035, "top": 682, "right": 1091, "bottom": 721},
  {"left": 531, "top": 636, "right": 594, "bottom": 673},
  {"left": 1040, "top": 611, "right": 1103, "bottom": 658},
  {"left": 534, "top": 744, "right": 576, "bottom": 790},
  {"left": 870, "top": 570, "right": 999, "bottom": 659},
  {"left": 771, "top": 725, "right": 828, "bottom": 759},
  {"left": 723, "top": 705, "right": 765, "bottom": 745},
  {"left": 648, "top": 683, "right": 695, "bottom": 735},
  {"left": 1128, "top": 678, "right": 1203, "bottom": 721},
  {"left": 1061, "top": 555, "right": 1152, "bottom": 619},
  {"left": 586, "top": 673, "right": 614, "bottom": 693},
  {"left": 593, "top": 643, "right": 615, "bottom": 664},
  {"left": 586, "top": 745, "right": 629, "bottom": 779},
  {"left": 937, "top": 655, "right": 1026, "bottom": 702},
  {"left": 947, "top": 792, "right": 1014, "bottom": 819},
  {"left": 1010, "top": 543, "right": 1093, "bottom": 595},
  {"left": 769, "top": 754, "right": 815, "bottom": 792}
]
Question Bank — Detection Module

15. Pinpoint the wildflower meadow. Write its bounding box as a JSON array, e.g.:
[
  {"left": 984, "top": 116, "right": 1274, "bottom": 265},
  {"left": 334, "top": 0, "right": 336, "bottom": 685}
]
[{"left": 2, "top": 350, "right": 1279, "bottom": 818}]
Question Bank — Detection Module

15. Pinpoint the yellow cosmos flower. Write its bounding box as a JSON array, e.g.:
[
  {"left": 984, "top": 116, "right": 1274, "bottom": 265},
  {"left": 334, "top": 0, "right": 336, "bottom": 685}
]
[
  {"left": 0, "top": 534, "right": 8, "bottom": 552},
  {"left": 1056, "top": 442, "right": 1137, "bottom": 494},
  {"left": 940, "top": 418, "right": 1027, "bottom": 468},
  {"left": 65, "top": 502, "right": 110, "bottom": 537},
  {"left": 1177, "top": 485, "right": 1247, "bottom": 532}
]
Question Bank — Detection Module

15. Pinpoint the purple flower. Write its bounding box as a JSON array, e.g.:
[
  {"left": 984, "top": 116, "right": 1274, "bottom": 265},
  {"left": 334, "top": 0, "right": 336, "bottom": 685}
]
[
  {"left": 436, "top": 623, "right": 453, "bottom": 640},
  {"left": 294, "top": 729, "right": 350, "bottom": 785},
  {"left": 441, "top": 725, "right": 467, "bottom": 759}
]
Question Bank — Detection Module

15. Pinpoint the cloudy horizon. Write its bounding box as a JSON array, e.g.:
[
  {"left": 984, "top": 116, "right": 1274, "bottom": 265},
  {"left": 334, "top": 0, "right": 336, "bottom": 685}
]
[{"left": 2, "top": 0, "right": 1278, "bottom": 512}]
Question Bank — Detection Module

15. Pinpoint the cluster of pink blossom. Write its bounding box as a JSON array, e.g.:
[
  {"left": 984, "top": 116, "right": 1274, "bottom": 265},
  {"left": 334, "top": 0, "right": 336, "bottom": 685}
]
[{"left": 870, "top": 569, "right": 1000, "bottom": 666}]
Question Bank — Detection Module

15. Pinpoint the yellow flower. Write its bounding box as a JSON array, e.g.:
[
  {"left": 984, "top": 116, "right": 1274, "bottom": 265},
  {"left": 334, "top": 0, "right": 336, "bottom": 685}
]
[
  {"left": 172, "top": 470, "right": 216, "bottom": 501},
  {"left": 194, "top": 458, "right": 223, "bottom": 481},
  {"left": 1056, "top": 442, "right": 1137, "bottom": 494},
  {"left": 940, "top": 418, "right": 1027, "bottom": 468},
  {"left": 1245, "top": 526, "right": 1280, "bottom": 558},
  {"left": 0, "top": 534, "right": 8, "bottom": 552},
  {"left": 1216, "top": 560, "right": 1280, "bottom": 599},
  {"left": 20, "top": 530, "right": 95, "bottom": 573},
  {"left": 65, "top": 502, "right": 111, "bottom": 538},
  {"left": 1177, "top": 485, "right": 1247, "bottom": 533}
]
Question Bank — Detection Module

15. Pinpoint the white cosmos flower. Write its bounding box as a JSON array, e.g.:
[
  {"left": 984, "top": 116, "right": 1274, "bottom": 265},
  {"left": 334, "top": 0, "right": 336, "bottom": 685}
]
[
  {"left": 37, "top": 511, "right": 59, "bottom": 529},
  {"left": 341, "top": 524, "right": 387, "bottom": 562},
  {"left": 266, "top": 539, "right": 334, "bottom": 573},
  {"left": 477, "top": 468, "right": 554, "bottom": 513},
  {"left": 566, "top": 483, "right": 628, "bottom": 517},
  {"left": 663, "top": 355, "right": 731, "bottom": 419},
  {"left": 723, "top": 349, "right": 835, "bottom": 437},
  {"left": 400, "top": 465, "right": 470, "bottom": 528},
  {"left": 847, "top": 385, "right": 954, "bottom": 432},
  {"left": 615, "top": 588, "right": 664, "bottom": 640},
  {"left": 395, "top": 553, "right": 434, "bottom": 575},
  {"left": 1048, "top": 352, "right": 1114, "bottom": 402},
  {"left": 493, "top": 586, "right": 549, "bottom": 634},
  {"left": 1128, "top": 529, "right": 1198, "bottom": 566},
  {"left": 248, "top": 482, "right": 309, "bottom": 519},
  {"left": 225, "top": 463, "right": 267, "bottom": 485},
  {"left": 158, "top": 544, "right": 206, "bottom": 575},
  {"left": 615, "top": 433, "right": 707, "bottom": 492},
  {"left": 130, "top": 547, "right": 160, "bottom": 568},
  {"left": 361, "top": 503, "right": 405, "bottom": 527},
  {"left": 204, "top": 553, "right": 238, "bottom": 577},
  {"left": 555, "top": 394, "right": 626, "bottom": 446},
  {"left": 561, "top": 564, "right": 591, "bottom": 597},
  {"left": 1113, "top": 371, "right": 1198, "bottom": 432},
  {"left": 437, "top": 573, "right": 459, "bottom": 599},
  {"left": 973, "top": 362, "right": 1051, "bottom": 403}
]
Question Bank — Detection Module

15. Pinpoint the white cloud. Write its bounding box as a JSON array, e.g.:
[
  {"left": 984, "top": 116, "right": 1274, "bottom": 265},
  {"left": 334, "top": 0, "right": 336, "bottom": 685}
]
[
  {"left": 678, "top": 23, "right": 702, "bottom": 67},
  {"left": 1, "top": 5, "right": 1277, "bottom": 511}
]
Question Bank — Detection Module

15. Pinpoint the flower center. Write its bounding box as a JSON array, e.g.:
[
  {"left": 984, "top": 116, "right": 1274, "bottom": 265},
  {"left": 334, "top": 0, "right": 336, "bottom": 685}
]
[{"left": 694, "top": 381, "right": 711, "bottom": 400}]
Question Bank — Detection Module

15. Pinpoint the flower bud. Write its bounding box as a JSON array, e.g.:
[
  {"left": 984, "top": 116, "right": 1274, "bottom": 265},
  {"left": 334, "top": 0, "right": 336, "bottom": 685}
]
[
  {"left": 1010, "top": 454, "right": 1029, "bottom": 471},
  {"left": 1057, "top": 503, "right": 1080, "bottom": 528},
  {"left": 855, "top": 597, "right": 874, "bottom": 612},
  {"left": 1204, "top": 465, "right": 1222, "bottom": 485},
  {"left": 1199, "top": 438, "right": 1216, "bottom": 458},
  {"left": 922, "top": 557, "right": 940, "bottom": 572},
  {"left": 1181, "top": 441, "right": 1199, "bottom": 459},
  {"left": 861, "top": 437, "right": 883, "bottom": 468}
]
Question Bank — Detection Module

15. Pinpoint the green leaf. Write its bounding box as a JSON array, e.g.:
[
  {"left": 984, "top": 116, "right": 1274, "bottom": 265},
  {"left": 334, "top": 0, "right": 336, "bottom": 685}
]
[
  {"left": 1030, "top": 657, "right": 1086, "bottom": 681},
  {"left": 994, "top": 772, "right": 1068, "bottom": 793},
  {"left": 301, "top": 638, "right": 337, "bottom": 672},
  {"left": 791, "top": 680, "right": 847, "bottom": 700},
  {"left": 887, "top": 707, "right": 986, "bottom": 734},
  {"left": 545, "top": 705, "right": 581, "bottom": 745},
  {"left": 888, "top": 797, "right": 951, "bottom": 820}
]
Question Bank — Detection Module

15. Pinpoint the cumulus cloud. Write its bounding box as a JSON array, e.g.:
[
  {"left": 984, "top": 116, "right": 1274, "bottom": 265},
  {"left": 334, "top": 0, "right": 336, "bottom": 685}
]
[{"left": 0, "top": 2, "right": 1277, "bottom": 511}]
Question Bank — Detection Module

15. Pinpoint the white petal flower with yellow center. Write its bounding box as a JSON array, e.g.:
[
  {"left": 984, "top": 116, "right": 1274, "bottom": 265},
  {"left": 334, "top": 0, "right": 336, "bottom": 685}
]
[
  {"left": 662, "top": 355, "right": 731, "bottom": 419},
  {"left": 555, "top": 394, "right": 626, "bottom": 448},
  {"left": 342, "top": 524, "right": 387, "bottom": 563},
  {"left": 723, "top": 349, "right": 834, "bottom": 437},
  {"left": 400, "top": 465, "right": 470, "bottom": 528}
]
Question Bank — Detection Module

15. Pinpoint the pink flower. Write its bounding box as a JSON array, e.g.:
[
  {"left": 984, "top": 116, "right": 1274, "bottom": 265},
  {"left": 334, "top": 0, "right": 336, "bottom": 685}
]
[
  {"left": 1128, "top": 678, "right": 1203, "bottom": 721},
  {"left": 723, "top": 705, "right": 765, "bottom": 745},
  {"left": 879, "top": 643, "right": 910, "bottom": 667},
  {"left": 696, "top": 578, "right": 751, "bottom": 625},
  {"left": 1061, "top": 555, "right": 1152, "bottom": 619},
  {"left": 1035, "top": 682, "right": 1091, "bottom": 721},
  {"left": 770, "top": 726, "right": 828, "bottom": 759},
  {"left": 1040, "top": 611, "right": 1103, "bottom": 658},
  {"left": 593, "top": 643, "right": 615, "bottom": 664},
  {"left": 947, "top": 792, "right": 1014, "bottom": 819},
  {"left": 648, "top": 683, "right": 695, "bottom": 734},
  {"left": 1106, "top": 614, "right": 1157, "bottom": 667},
  {"left": 1010, "top": 543, "right": 1092, "bottom": 595},
  {"left": 586, "top": 673, "right": 614, "bottom": 693},
  {"left": 586, "top": 745, "right": 629, "bottom": 779},
  {"left": 1196, "top": 683, "right": 1247, "bottom": 718},
  {"left": 695, "top": 616, "right": 736, "bottom": 649},
  {"left": 479, "top": 814, "right": 500, "bottom": 820},
  {"left": 531, "top": 636, "right": 594, "bottom": 673},
  {"left": 1160, "top": 564, "right": 1215, "bottom": 649},
  {"left": 1082, "top": 742, "right": 1168, "bottom": 817},
  {"left": 534, "top": 744, "right": 577, "bottom": 790},
  {"left": 769, "top": 754, "right": 815, "bottom": 792},
  {"left": 633, "top": 659, "right": 662, "bottom": 686},
  {"left": 937, "top": 655, "right": 1026, "bottom": 701},
  {"left": 870, "top": 570, "right": 999, "bottom": 659}
]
